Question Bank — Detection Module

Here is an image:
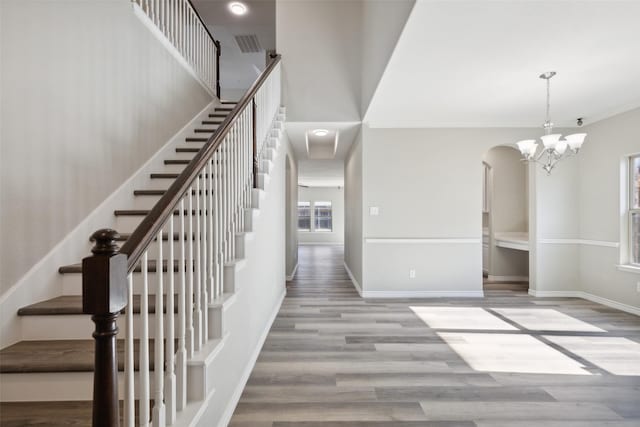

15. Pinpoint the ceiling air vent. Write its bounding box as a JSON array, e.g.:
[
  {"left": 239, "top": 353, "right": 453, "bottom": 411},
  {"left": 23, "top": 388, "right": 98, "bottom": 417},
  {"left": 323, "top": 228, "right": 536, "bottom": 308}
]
[{"left": 234, "top": 34, "right": 262, "bottom": 53}]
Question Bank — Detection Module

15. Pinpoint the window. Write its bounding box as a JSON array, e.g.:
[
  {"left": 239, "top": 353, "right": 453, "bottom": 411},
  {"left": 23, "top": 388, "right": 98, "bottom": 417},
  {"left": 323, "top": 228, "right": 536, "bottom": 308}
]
[
  {"left": 298, "top": 201, "right": 311, "bottom": 231},
  {"left": 630, "top": 155, "right": 640, "bottom": 265},
  {"left": 314, "top": 201, "right": 333, "bottom": 232}
]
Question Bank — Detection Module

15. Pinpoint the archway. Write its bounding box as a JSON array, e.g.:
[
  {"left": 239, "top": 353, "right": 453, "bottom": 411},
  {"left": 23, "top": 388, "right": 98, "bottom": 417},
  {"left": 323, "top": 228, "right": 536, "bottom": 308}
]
[{"left": 482, "top": 145, "right": 530, "bottom": 293}]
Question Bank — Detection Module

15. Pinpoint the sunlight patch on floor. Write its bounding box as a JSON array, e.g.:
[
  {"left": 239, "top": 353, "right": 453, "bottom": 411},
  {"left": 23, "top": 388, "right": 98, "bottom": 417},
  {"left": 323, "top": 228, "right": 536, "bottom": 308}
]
[
  {"left": 438, "top": 332, "right": 591, "bottom": 375},
  {"left": 493, "top": 308, "right": 606, "bottom": 332},
  {"left": 545, "top": 336, "right": 640, "bottom": 376},
  {"left": 410, "top": 307, "right": 517, "bottom": 330}
]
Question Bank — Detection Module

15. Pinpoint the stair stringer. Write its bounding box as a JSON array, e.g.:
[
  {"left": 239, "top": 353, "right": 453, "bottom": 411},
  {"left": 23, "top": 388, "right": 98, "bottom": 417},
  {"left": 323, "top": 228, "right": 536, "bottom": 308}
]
[
  {"left": 180, "top": 107, "right": 288, "bottom": 427},
  {"left": 0, "top": 101, "right": 221, "bottom": 349}
]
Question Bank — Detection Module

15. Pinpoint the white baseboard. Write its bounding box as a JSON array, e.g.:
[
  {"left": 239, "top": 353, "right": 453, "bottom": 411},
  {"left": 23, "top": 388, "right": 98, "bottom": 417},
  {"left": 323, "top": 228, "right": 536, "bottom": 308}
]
[
  {"left": 488, "top": 275, "right": 529, "bottom": 282},
  {"left": 528, "top": 289, "right": 640, "bottom": 316},
  {"left": 0, "top": 101, "right": 216, "bottom": 348},
  {"left": 216, "top": 289, "right": 286, "bottom": 427},
  {"left": 362, "top": 290, "right": 484, "bottom": 298},
  {"left": 286, "top": 263, "right": 298, "bottom": 281},
  {"left": 298, "top": 242, "right": 344, "bottom": 246},
  {"left": 343, "top": 262, "right": 363, "bottom": 297}
]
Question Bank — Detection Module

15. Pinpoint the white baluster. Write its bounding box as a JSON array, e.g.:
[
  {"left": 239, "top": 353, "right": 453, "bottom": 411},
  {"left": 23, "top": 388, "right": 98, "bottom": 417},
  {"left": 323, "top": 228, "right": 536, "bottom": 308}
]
[
  {"left": 153, "top": 229, "right": 166, "bottom": 427},
  {"left": 201, "top": 164, "right": 208, "bottom": 341},
  {"left": 194, "top": 174, "right": 203, "bottom": 350},
  {"left": 140, "top": 252, "right": 151, "bottom": 427},
  {"left": 124, "top": 274, "right": 135, "bottom": 427},
  {"left": 177, "top": 197, "right": 187, "bottom": 410},
  {"left": 213, "top": 151, "right": 221, "bottom": 298},
  {"left": 208, "top": 159, "right": 215, "bottom": 303},
  {"left": 186, "top": 187, "right": 194, "bottom": 357},
  {"left": 166, "top": 215, "right": 176, "bottom": 422}
]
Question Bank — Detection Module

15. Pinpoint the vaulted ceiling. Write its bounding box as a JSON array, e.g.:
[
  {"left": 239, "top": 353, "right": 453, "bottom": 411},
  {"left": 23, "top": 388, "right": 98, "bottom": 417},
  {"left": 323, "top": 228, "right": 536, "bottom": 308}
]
[{"left": 365, "top": 0, "right": 640, "bottom": 128}]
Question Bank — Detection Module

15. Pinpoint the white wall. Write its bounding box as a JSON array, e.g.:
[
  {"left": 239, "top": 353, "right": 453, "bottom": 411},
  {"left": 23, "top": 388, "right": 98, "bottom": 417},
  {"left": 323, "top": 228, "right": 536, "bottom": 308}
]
[
  {"left": 484, "top": 146, "right": 528, "bottom": 278},
  {"left": 344, "top": 129, "right": 363, "bottom": 287},
  {"left": 578, "top": 108, "right": 640, "bottom": 309},
  {"left": 297, "top": 186, "right": 344, "bottom": 244},
  {"left": 0, "top": 0, "right": 212, "bottom": 294}
]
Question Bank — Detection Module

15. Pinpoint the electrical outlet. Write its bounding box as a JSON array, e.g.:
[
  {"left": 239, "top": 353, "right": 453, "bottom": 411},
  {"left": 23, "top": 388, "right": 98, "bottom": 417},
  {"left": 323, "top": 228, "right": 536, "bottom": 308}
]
[
  {"left": 369, "top": 206, "right": 380, "bottom": 216},
  {"left": 409, "top": 269, "right": 416, "bottom": 279}
]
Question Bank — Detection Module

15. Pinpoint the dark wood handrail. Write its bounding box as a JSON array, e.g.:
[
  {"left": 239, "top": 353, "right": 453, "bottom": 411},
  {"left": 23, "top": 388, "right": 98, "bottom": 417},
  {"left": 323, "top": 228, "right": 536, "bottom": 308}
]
[
  {"left": 186, "top": 0, "right": 218, "bottom": 48},
  {"left": 119, "top": 55, "right": 281, "bottom": 272}
]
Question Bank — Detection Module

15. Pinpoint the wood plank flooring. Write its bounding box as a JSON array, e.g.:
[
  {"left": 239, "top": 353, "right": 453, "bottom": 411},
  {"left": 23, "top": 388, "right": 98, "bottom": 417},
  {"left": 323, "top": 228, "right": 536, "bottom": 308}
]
[{"left": 230, "top": 244, "right": 640, "bottom": 427}]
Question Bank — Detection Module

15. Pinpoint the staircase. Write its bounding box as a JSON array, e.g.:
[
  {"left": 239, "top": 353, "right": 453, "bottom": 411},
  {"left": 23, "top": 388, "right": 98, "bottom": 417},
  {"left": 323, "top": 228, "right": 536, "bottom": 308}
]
[{"left": 0, "top": 85, "right": 287, "bottom": 425}]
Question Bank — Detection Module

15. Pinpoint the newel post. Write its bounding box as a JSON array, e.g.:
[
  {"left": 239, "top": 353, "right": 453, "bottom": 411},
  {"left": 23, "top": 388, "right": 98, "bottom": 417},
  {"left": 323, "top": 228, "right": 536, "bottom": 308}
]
[
  {"left": 82, "top": 229, "right": 128, "bottom": 427},
  {"left": 215, "top": 39, "right": 221, "bottom": 99}
]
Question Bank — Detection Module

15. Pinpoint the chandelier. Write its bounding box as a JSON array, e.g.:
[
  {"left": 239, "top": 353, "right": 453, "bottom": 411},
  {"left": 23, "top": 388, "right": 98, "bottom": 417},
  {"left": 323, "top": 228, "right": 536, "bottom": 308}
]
[{"left": 516, "top": 71, "right": 586, "bottom": 174}]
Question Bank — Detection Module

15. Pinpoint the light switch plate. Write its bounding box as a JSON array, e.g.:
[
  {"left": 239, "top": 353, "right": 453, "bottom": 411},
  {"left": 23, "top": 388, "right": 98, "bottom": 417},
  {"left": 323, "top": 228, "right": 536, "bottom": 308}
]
[{"left": 369, "top": 206, "right": 379, "bottom": 216}]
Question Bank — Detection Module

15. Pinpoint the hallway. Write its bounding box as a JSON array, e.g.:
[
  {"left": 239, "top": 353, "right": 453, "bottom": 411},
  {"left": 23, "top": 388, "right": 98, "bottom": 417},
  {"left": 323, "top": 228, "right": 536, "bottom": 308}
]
[{"left": 230, "top": 245, "right": 640, "bottom": 426}]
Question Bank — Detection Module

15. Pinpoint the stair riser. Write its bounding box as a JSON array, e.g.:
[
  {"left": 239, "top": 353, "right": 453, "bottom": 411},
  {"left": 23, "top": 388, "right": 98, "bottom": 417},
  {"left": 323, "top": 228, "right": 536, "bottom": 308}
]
[
  {"left": 0, "top": 371, "right": 154, "bottom": 402},
  {"left": 21, "top": 306, "right": 224, "bottom": 341},
  {"left": 62, "top": 270, "right": 223, "bottom": 296}
]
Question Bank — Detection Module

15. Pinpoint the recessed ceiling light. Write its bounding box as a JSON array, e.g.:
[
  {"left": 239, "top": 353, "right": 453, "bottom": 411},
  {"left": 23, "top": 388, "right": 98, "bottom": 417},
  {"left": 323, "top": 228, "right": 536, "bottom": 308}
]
[
  {"left": 312, "top": 129, "right": 329, "bottom": 137},
  {"left": 228, "top": 2, "right": 248, "bottom": 16}
]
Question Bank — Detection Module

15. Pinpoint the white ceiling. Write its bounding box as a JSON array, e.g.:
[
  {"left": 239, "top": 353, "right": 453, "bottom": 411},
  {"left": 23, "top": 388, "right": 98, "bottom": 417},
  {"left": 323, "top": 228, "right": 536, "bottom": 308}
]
[
  {"left": 286, "top": 122, "right": 360, "bottom": 187},
  {"left": 365, "top": 0, "right": 640, "bottom": 128}
]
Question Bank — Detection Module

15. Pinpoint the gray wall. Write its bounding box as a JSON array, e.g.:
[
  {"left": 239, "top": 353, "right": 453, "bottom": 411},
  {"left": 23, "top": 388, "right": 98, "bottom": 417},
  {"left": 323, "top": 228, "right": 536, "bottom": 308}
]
[
  {"left": 578, "top": 108, "right": 640, "bottom": 308},
  {"left": 0, "top": 0, "right": 212, "bottom": 293},
  {"left": 344, "top": 129, "right": 363, "bottom": 286},
  {"left": 298, "top": 186, "right": 344, "bottom": 245},
  {"left": 276, "top": 0, "right": 362, "bottom": 122},
  {"left": 360, "top": 125, "right": 544, "bottom": 294}
]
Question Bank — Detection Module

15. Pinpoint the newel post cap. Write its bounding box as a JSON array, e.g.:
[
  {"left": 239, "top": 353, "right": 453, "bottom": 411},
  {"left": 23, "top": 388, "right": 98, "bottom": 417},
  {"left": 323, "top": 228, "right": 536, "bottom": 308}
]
[{"left": 82, "top": 229, "right": 127, "bottom": 315}]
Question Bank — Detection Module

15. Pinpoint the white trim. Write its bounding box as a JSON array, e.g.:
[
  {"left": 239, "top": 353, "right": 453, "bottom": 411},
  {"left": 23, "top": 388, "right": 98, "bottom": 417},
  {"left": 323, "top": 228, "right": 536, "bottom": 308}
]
[
  {"left": 362, "top": 290, "right": 484, "bottom": 298},
  {"left": 216, "top": 289, "right": 286, "bottom": 427},
  {"left": 538, "top": 239, "right": 620, "bottom": 248},
  {"left": 343, "top": 262, "right": 363, "bottom": 297},
  {"left": 365, "top": 238, "right": 481, "bottom": 244},
  {"left": 487, "top": 275, "right": 529, "bottom": 282},
  {"left": 299, "top": 242, "right": 344, "bottom": 245},
  {"left": 617, "top": 264, "right": 640, "bottom": 275},
  {"left": 132, "top": 3, "right": 216, "bottom": 98},
  {"left": 528, "top": 289, "right": 640, "bottom": 316},
  {"left": 286, "top": 263, "right": 299, "bottom": 281}
]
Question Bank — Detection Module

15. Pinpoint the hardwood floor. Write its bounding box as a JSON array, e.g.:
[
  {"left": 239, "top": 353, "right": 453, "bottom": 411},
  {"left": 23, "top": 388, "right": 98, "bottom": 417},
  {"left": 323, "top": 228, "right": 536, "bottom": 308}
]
[{"left": 230, "top": 244, "right": 640, "bottom": 426}]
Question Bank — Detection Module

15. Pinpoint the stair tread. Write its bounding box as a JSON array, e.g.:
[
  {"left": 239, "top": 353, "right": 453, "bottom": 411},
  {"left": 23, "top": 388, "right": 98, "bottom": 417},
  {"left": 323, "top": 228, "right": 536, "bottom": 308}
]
[
  {"left": 116, "top": 232, "right": 190, "bottom": 241},
  {"left": 185, "top": 137, "right": 208, "bottom": 142},
  {"left": 176, "top": 147, "right": 200, "bottom": 152},
  {"left": 18, "top": 295, "right": 178, "bottom": 316},
  {"left": 114, "top": 209, "right": 213, "bottom": 216},
  {"left": 59, "top": 259, "right": 184, "bottom": 274},
  {"left": 0, "top": 400, "right": 147, "bottom": 427},
  {"left": 0, "top": 339, "right": 156, "bottom": 373},
  {"left": 150, "top": 173, "right": 217, "bottom": 179},
  {"left": 133, "top": 189, "right": 215, "bottom": 196},
  {"left": 0, "top": 401, "right": 93, "bottom": 426}
]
